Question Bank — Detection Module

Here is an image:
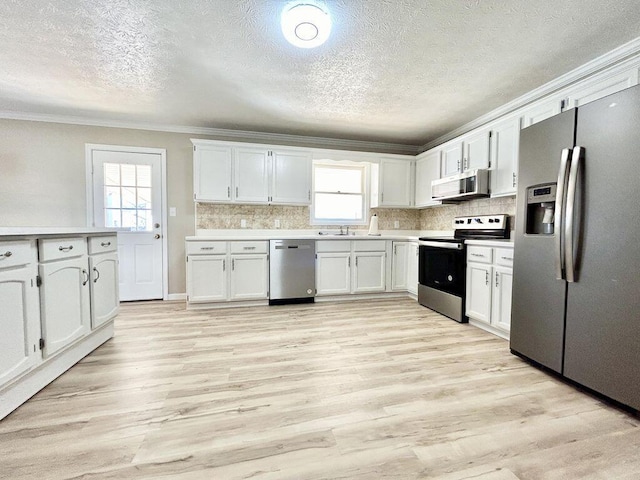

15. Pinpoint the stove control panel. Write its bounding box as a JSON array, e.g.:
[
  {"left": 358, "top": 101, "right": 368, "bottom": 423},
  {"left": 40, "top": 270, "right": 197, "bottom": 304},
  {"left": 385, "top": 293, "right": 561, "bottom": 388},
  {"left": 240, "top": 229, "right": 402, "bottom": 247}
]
[{"left": 453, "top": 214, "right": 509, "bottom": 230}]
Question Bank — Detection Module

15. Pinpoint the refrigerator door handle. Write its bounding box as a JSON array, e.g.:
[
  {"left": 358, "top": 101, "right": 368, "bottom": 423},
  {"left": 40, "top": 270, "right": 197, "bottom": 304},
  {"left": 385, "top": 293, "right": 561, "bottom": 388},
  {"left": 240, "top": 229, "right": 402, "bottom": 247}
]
[
  {"left": 565, "top": 146, "right": 584, "bottom": 283},
  {"left": 554, "top": 148, "right": 571, "bottom": 280}
]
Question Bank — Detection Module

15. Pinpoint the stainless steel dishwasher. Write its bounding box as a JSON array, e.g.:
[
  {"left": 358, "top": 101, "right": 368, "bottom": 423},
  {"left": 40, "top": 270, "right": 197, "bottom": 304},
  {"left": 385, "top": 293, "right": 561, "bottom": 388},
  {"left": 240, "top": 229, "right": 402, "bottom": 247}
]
[{"left": 269, "top": 239, "right": 316, "bottom": 305}]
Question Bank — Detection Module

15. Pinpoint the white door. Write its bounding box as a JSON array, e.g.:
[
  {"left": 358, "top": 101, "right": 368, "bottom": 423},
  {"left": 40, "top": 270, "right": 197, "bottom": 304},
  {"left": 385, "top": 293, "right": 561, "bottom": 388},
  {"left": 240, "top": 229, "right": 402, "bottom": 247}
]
[
  {"left": 316, "top": 252, "right": 351, "bottom": 296},
  {"left": 415, "top": 150, "right": 441, "bottom": 207},
  {"left": 442, "top": 142, "right": 463, "bottom": 177},
  {"left": 88, "top": 252, "right": 120, "bottom": 328},
  {"left": 379, "top": 159, "right": 412, "bottom": 207},
  {"left": 271, "top": 150, "right": 312, "bottom": 205},
  {"left": 391, "top": 242, "right": 408, "bottom": 291},
  {"left": 234, "top": 148, "right": 269, "bottom": 203},
  {"left": 187, "top": 255, "right": 228, "bottom": 303},
  {"left": 90, "top": 148, "right": 165, "bottom": 301},
  {"left": 492, "top": 266, "right": 513, "bottom": 333},
  {"left": 353, "top": 252, "right": 386, "bottom": 293},
  {"left": 407, "top": 243, "right": 419, "bottom": 296},
  {"left": 229, "top": 254, "right": 268, "bottom": 300},
  {"left": 464, "top": 130, "right": 490, "bottom": 171},
  {"left": 465, "top": 264, "right": 492, "bottom": 324}
]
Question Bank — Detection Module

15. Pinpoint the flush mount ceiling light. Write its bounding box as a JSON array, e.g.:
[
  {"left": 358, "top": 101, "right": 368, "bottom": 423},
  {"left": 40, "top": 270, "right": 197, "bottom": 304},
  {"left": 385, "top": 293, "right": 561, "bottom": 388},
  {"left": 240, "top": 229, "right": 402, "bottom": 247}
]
[{"left": 281, "top": 2, "right": 331, "bottom": 49}]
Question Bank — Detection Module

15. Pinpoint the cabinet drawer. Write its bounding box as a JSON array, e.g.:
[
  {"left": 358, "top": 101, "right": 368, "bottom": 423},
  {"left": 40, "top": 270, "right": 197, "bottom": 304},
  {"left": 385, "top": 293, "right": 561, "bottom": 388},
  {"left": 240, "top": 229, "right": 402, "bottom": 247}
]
[
  {"left": 467, "top": 246, "right": 492, "bottom": 264},
  {"left": 0, "top": 240, "right": 35, "bottom": 269},
  {"left": 39, "top": 237, "right": 87, "bottom": 262},
  {"left": 317, "top": 240, "right": 350, "bottom": 253},
  {"left": 186, "top": 241, "right": 227, "bottom": 255},
  {"left": 229, "top": 241, "right": 268, "bottom": 254},
  {"left": 88, "top": 235, "right": 117, "bottom": 254},
  {"left": 353, "top": 240, "right": 387, "bottom": 252},
  {"left": 495, "top": 248, "right": 514, "bottom": 267}
]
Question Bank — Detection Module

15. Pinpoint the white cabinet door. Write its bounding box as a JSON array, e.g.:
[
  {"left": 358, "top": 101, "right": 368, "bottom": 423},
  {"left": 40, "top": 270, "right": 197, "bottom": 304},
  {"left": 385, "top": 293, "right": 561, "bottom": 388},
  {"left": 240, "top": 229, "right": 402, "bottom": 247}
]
[
  {"left": 89, "top": 252, "right": 119, "bottom": 329},
  {"left": 316, "top": 252, "right": 351, "bottom": 296},
  {"left": 391, "top": 242, "right": 408, "bottom": 291},
  {"left": 407, "top": 242, "right": 419, "bottom": 296},
  {"left": 415, "top": 149, "right": 441, "bottom": 207},
  {"left": 465, "top": 263, "right": 492, "bottom": 324},
  {"left": 564, "top": 68, "right": 639, "bottom": 109},
  {"left": 378, "top": 159, "right": 412, "bottom": 207},
  {"left": 490, "top": 116, "right": 520, "bottom": 197},
  {"left": 187, "top": 256, "right": 227, "bottom": 303},
  {"left": 230, "top": 254, "right": 268, "bottom": 300},
  {"left": 234, "top": 148, "right": 269, "bottom": 203},
  {"left": 492, "top": 266, "right": 513, "bottom": 333},
  {"left": 271, "top": 150, "right": 312, "bottom": 205},
  {"left": 193, "top": 145, "right": 233, "bottom": 202},
  {"left": 0, "top": 263, "right": 40, "bottom": 387},
  {"left": 521, "top": 98, "right": 562, "bottom": 128},
  {"left": 353, "top": 251, "right": 386, "bottom": 293},
  {"left": 39, "top": 257, "right": 91, "bottom": 358},
  {"left": 442, "top": 142, "right": 463, "bottom": 177},
  {"left": 464, "top": 130, "right": 490, "bottom": 171}
]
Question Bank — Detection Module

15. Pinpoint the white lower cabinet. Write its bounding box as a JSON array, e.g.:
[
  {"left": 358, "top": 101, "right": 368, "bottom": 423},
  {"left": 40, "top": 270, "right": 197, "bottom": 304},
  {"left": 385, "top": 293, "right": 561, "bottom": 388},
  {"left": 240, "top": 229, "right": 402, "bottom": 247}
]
[
  {"left": 186, "top": 241, "right": 268, "bottom": 307},
  {"left": 0, "top": 241, "right": 41, "bottom": 387},
  {"left": 88, "top": 237, "right": 119, "bottom": 329},
  {"left": 466, "top": 244, "right": 514, "bottom": 339},
  {"left": 1, "top": 232, "right": 119, "bottom": 420},
  {"left": 316, "top": 240, "right": 386, "bottom": 296},
  {"left": 407, "top": 242, "right": 419, "bottom": 296},
  {"left": 230, "top": 254, "right": 268, "bottom": 300}
]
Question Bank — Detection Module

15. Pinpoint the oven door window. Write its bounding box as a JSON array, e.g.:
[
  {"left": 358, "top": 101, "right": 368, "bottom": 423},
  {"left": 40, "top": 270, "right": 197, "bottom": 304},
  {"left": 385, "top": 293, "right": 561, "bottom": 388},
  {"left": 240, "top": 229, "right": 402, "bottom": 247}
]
[{"left": 419, "top": 245, "right": 465, "bottom": 297}]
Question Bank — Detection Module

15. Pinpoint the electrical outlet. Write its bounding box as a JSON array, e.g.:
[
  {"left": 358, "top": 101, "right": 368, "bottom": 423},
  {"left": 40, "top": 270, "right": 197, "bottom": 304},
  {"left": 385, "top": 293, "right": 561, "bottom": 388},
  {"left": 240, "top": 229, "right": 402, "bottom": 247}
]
[
  {"left": 241, "top": 219, "right": 247, "bottom": 228},
  {"left": 274, "top": 219, "right": 280, "bottom": 228},
  {"left": 394, "top": 220, "right": 400, "bottom": 229},
  {"left": 169, "top": 207, "right": 177, "bottom": 217}
]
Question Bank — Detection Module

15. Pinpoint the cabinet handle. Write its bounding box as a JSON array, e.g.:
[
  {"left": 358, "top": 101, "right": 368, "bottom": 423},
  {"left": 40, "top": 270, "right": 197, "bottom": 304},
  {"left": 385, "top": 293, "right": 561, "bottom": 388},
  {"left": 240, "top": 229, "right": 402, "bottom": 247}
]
[
  {"left": 348, "top": 257, "right": 351, "bottom": 268},
  {"left": 457, "top": 159, "right": 461, "bottom": 171},
  {"left": 93, "top": 267, "right": 100, "bottom": 283},
  {"left": 308, "top": 190, "right": 311, "bottom": 201},
  {"left": 236, "top": 187, "right": 239, "bottom": 197},
  {"left": 495, "top": 271, "right": 499, "bottom": 287},
  {"left": 232, "top": 259, "right": 235, "bottom": 271},
  {"left": 355, "top": 257, "right": 358, "bottom": 267},
  {"left": 82, "top": 269, "right": 89, "bottom": 286},
  {"left": 485, "top": 271, "right": 489, "bottom": 285},
  {"left": 512, "top": 172, "right": 517, "bottom": 187},
  {"left": 471, "top": 253, "right": 484, "bottom": 258},
  {"left": 59, "top": 245, "right": 74, "bottom": 252},
  {"left": 200, "top": 247, "right": 214, "bottom": 250},
  {"left": 223, "top": 259, "right": 226, "bottom": 271},
  {"left": 243, "top": 246, "right": 256, "bottom": 250},
  {"left": 501, "top": 256, "right": 513, "bottom": 261},
  {"left": 227, "top": 186, "right": 231, "bottom": 198},
  {"left": 1, "top": 251, "right": 12, "bottom": 258},
  {"left": 100, "top": 241, "right": 111, "bottom": 247}
]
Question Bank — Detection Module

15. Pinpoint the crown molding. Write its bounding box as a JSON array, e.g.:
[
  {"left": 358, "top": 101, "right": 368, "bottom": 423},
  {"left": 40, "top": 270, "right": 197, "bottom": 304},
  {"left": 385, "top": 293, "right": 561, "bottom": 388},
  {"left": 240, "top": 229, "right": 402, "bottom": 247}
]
[
  {"left": 0, "top": 110, "right": 420, "bottom": 155},
  {"left": 419, "top": 36, "right": 640, "bottom": 152}
]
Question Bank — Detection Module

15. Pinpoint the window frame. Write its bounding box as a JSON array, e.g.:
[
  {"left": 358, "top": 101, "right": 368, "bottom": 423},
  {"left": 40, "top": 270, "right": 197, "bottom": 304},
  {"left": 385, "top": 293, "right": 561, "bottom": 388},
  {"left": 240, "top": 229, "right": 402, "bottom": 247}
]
[{"left": 310, "top": 160, "right": 370, "bottom": 226}]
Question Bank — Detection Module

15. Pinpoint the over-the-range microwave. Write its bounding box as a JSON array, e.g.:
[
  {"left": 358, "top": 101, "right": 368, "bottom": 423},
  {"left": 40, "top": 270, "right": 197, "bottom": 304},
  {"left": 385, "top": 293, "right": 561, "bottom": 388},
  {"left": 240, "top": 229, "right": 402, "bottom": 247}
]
[{"left": 431, "top": 169, "right": 490, "bottom": 202}]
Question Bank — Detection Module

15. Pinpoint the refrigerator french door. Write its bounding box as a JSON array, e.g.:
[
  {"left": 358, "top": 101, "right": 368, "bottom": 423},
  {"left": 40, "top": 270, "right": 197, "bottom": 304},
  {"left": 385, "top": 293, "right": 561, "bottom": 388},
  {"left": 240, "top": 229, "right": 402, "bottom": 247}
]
[{"left": 511, "top": 85, "right": 640, "bottom": 410}]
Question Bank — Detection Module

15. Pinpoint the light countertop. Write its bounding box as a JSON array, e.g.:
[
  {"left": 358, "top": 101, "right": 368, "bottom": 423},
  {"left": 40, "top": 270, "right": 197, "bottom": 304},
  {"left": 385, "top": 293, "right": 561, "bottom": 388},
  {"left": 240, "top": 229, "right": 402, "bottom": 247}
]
[
  {"left": 185, "top": 229, "right": 448, "bottom": 242},
  {"left": 0, "top": 227, "right": 118, "bottom": 238},
  {"left": 465, "top": 238, "right": 514, "bottom": 247}
]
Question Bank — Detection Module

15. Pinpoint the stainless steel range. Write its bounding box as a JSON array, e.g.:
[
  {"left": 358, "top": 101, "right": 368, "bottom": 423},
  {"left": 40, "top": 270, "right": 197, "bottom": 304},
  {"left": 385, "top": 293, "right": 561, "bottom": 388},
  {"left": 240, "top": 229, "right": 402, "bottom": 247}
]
[{"left": 418, "top": 214, "right": 510, "bottom": 322}]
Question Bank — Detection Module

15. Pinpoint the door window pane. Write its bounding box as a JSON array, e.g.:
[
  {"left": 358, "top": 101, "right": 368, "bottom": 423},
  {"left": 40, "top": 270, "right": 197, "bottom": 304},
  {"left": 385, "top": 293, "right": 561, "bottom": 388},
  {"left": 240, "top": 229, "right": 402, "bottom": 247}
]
[
  {"left": 314, "top": 193, "right": 363, "bottom": 220},
  {"left": 315, "top": 167, "right": 362, "bottom": 193},
  {"left": 313, "top": 163, "right": 366, "bottom": 223},
  {"left": 102, "top": 163, "right": 153, "bottom": 231}
]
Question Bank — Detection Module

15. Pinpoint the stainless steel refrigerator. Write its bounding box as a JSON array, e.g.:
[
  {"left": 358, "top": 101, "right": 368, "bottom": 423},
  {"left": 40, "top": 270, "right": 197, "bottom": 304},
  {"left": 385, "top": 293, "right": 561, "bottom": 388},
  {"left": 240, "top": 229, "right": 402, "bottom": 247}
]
[{"left": 510, "top": 85, "right": 640, "bottom": 411}]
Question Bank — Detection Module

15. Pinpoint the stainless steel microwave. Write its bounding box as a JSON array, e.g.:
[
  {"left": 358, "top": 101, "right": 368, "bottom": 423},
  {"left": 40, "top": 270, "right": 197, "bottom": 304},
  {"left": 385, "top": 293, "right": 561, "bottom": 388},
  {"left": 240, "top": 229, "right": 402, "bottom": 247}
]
[{"left": 431, "top": 169, "right": 490, "bottom": 201}]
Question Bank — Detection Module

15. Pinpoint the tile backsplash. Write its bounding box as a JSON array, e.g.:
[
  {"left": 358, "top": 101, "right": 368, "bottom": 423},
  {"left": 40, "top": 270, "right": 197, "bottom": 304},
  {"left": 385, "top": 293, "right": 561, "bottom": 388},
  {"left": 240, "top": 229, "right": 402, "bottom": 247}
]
[{"left": 196, "top": 196, "right": 516, "bottom": 232}]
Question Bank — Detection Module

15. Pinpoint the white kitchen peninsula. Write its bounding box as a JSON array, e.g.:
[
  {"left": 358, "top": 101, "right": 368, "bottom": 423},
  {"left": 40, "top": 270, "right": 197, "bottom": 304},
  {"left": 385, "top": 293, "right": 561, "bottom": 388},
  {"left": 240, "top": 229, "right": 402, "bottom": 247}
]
[{"left": 0, "top": 227, "right": 119, "bottom": 420}]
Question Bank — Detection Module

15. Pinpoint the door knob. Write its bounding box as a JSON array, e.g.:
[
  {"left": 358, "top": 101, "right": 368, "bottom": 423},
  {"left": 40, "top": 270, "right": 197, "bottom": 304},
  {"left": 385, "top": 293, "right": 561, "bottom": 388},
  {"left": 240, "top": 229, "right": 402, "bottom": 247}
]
[
  {"left": 154, "top": 223, "right": 160, "bottom": 228},
  {"left": 154, "top": 234, "right": 161, "bottom": 239}
]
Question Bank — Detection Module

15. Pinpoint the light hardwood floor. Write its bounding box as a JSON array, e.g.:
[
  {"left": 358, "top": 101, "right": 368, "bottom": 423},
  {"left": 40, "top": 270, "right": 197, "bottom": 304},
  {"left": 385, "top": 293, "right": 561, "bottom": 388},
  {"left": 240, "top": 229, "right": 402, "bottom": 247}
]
[{"left": 1, "top": 298, "right": 639, "bottom": 479}]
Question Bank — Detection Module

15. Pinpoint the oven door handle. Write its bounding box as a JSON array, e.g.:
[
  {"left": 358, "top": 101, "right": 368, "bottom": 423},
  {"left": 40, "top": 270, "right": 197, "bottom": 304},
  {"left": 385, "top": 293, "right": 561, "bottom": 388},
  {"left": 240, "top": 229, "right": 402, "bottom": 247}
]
[{"left": 419, "top": 241, "right": 463, "bottom": 250}]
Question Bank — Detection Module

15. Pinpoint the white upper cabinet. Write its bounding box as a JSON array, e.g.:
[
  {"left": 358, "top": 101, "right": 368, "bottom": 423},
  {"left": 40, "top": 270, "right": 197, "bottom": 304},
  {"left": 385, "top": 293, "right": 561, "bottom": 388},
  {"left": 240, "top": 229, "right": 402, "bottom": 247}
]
[
  {"left": 192, "top": 140, "right": 313, "bottom": 206},
  {"left": 441, "top": 141, "right": 463, "bottom": 177},
  {"left": 414, "top": 148, "right": 441, "bottom": 208},
  {"left": 521, "top": 98, "right": 562, "bottom": 128},
  {"left": 193, "top": 144, "right": 233, "bottom": 202},
  {"left": 371, "top": 158, "right": 413, "bottom": 208},
  {"left": 489, "top": 115, "right": 520, "bottom": 197},
  {"left": 463, "top": 129, "right": 491, "bottom": 171},
  {"left": 563, "top": 67, "right": 639, "bottom": 110},
  {"left": 271, "top": 150, "right": 312, "bottom": 205},
  {"left": 234, "top": 148, "right": 270, "bottom": 203},
  {"left": 441, "top": 130, "right": 490, "bottom": 177}
]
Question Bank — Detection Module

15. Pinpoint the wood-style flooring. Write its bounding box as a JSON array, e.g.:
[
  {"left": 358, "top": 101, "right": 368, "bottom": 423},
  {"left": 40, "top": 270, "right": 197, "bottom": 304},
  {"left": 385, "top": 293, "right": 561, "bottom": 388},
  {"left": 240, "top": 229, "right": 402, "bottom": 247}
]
[{"left": 1, "top": 298, "right": 639, "bottom": 479}]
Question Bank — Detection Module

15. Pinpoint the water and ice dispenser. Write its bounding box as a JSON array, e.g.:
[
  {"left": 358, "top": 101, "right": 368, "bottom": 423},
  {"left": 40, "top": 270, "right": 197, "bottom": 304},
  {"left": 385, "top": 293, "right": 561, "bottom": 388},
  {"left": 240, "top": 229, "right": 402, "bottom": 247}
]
[{"left": 526, "top": 183, "right": 556, "bottom": 235}]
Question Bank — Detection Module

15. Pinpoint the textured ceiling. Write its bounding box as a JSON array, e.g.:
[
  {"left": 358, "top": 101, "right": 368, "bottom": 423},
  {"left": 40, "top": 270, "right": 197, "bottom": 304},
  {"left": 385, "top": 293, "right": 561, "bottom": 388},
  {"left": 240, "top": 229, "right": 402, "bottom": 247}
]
[{"left": 1, "top": 0, "right": 640, "bottom": 146}]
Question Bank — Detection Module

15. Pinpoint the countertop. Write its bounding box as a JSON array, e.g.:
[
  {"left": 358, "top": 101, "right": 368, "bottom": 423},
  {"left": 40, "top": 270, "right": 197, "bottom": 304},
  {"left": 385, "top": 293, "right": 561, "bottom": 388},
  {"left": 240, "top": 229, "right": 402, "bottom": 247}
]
[
  {"left": 465, "top": 239, "right": 514, "bottom": 247},
  {"left": 0, "top": 227, "right": 118, "bottom": 238},
  {"left": 186, "top": 229, "right": 434, "bottom": 242}
]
